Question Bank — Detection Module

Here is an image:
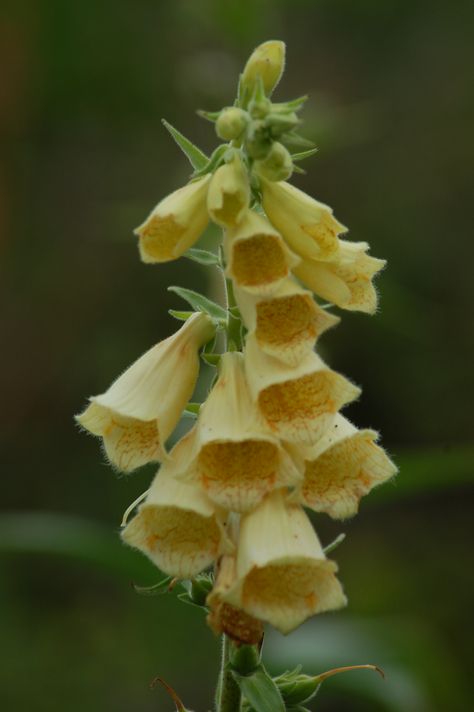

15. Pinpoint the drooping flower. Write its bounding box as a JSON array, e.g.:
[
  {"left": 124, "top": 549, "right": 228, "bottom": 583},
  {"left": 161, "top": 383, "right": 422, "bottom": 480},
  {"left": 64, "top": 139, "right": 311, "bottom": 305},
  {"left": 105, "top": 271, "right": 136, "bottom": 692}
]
[
  {"left": 76, "top": 312, "right": 215, "bottom": 472},
  {"left": 288, "top": 415, "right": 397, "bottom": 519},
  {"left": 213, "top": 490, "right": 346, "bottom": 634},
  {"left": 234, "top": 277, "right": 339, "bottom": 366},
  {"left": 293, "top": 240, "right": 386, "bottom": 314},
  {"left": 207, "top": 153, "right": 250, "bottom": 228},
  {"left": 261, "top": 178, "right": 346, "bottom": 261},
  {"left": 244, "top": 332, "right": 360, "bottom": 446},
  {"left": 135, "top": 175, "right": 211, "bottom": 263},
  {"left": 121, "top": 431, "right": 228, "bottom": 579},
  {"left": 224, "top": 210, "right": 298, "bottom": 295},
  {"left": 182, "top": 352, "right": 301, "bottom": 513}
]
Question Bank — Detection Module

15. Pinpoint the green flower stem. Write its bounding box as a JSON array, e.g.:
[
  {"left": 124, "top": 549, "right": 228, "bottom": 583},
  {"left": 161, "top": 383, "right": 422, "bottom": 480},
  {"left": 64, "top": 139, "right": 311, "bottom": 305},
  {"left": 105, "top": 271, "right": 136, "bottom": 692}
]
[{"left": 216, "top": 634, "right": 241, "bottom": 712}]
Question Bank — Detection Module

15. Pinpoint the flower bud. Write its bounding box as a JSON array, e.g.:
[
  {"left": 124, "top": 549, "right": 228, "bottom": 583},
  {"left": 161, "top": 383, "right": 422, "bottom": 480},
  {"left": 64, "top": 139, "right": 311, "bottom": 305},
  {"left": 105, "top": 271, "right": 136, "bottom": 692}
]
[
  {"left": 245, "top": 120, "right": 273, "bottom": 160},
  {"left": 135, "top": 175, "right": 211, "bottom": 263},
  {"left": 207, "top": 153, "right": 250, "bottom": 228},
  {"left": 216, "top": 107, "right": 249, "bottom": 141},
  {"left": 255, "top": 141, "right": 293, "bottom": 182},
  {"left": 241, "top": 40, "right": 286, "bottom": 97},
  {"left": 76, "top": 312, "right": 215, "bottom": 471},
  {"left": 277, "top": 674, "right": 320, "bottom": 705}
]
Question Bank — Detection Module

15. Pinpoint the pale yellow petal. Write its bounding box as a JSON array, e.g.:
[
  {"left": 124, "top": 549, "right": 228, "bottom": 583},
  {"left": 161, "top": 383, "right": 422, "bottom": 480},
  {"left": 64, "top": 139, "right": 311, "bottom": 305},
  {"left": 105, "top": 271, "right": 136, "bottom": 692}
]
[
  {"left": 234, "top": 278, "right": 339, "bottom": 366},
  {"left": 244, "top": 333, "right": 360, "bottom": 445},
  {"left": 135, "top": 175, "right": 211, "bottom": 263},
  {"left": 261, "top": 179, "right": 346, "bottom": 261},
  {"left": 207, "top": 154, "right": 250, "bottom": 227},
  {"left": 241, "top": 40, "right": 286, "bottom": 96},
  {"left": 224, "top": 210, "right": 299, "bottom": 296},
  {"left": 76, "top": 312, "right": 215, "bottom": 471}
]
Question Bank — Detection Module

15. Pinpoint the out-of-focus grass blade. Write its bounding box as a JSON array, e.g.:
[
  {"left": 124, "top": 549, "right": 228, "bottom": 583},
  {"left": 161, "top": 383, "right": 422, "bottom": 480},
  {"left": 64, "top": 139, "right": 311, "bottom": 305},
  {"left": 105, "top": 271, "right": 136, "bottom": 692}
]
[{"left": 0, "top": 511, "right": 153, "bottom": 579}]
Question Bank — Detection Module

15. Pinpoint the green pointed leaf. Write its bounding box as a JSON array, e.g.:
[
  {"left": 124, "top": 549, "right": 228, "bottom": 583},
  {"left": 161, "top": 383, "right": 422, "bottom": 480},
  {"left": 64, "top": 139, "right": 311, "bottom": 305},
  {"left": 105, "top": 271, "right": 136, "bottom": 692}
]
[
  {"left": 168, "top": 309, "right": 194, "bottom": 322},
  {"left": 234, "top": 666, "right": 285, "bottom": 712},
  {"left": 161, "top": 119, "right": 209, "bottom": 170},
  {"left": 292, "top": 147, "right": 319, "bottom": 161},
  {"left": 323, "top": 532, "right": 346, "bottom": 555},
  {"left": 281, "top": 132, "right": 315, "bottom": 148},
  {"left": 272, "top": 95, "right": 308, "bottom": 113},
  {"left": 168, "top": 286, "right": 228, "bottom": 322},
  {"left": 192, "top": 143, "right": 229, "bottom": 178},
  {"left": 133, "top": 576, "right": 174, "bottom": 596},
  {"left": 292, "top": 164, "right": 306, "bottom": 175},
  {"left": 184, "top": 248, "right": 220, "bottom": 266},
  {"left": 197, "top": 109, "right": 221, "bottom": 122}
]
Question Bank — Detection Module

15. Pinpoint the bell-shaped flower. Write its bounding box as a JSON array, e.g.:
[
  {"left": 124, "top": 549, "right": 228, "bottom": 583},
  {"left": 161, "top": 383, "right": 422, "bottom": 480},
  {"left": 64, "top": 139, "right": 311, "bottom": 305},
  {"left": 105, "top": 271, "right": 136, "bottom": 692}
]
[
  {"left": 182, "top": 352, "right": 301, "bottom": 513},
  {"left": 217, "top": 490, "right": 346, "bottom": 634},
  {"left": 244, "top": 332, "right": 360, "bottom": 446},
  {"left": 261, "top": 178, "right": 346, "bottom": 261},
  {"left": 207, "top": 153, "right": 250, "bottom": 228},
  {"left": 288, "top": 415, "right": 397, "bottom": 519},
  {"left": 76, "top": 312, "right": 215, "bottom": 472},
  {"left": 224, "top": 210, "right": 299, "bottom": 295},
  {"left": 234, "top": 277, "right": 339, "bottom": 367},
  {"left": 241, "top": 40, "right": 286, "bottom": 97},
  {"left": 121, "top": 431, "right": 228, "bottom": 579},
  {"left": 134, "top": 175, "right": 211, "bottom": 263},
  {"left": 293, "top": 240, "right": 386, "bottom": 314}
]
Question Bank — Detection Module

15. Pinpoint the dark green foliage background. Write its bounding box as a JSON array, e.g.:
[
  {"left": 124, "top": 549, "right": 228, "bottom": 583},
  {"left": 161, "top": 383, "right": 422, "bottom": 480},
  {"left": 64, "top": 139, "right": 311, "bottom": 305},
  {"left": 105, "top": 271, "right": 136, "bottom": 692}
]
[{"left": 1, "top": 1, "right": 472, "bottom": 710}]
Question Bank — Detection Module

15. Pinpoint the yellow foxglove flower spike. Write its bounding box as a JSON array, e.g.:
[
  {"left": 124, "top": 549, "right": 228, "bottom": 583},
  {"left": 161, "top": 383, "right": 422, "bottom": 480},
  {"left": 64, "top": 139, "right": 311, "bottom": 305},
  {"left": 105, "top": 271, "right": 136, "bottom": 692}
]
[
  {"left": 217, "top": 490, "right": 346, "bottom": 634},
  {"left": 261, "top": 178, "right": 346, "bottom": 261},
  {"left": 293, "top": 240, "right": 386, "bottom": 314},
  {"left": 181, "top": 351, "right": 301, "bottom": 513},
  {"left": 76, "top": 312, "right": 215, "bottom": 472},
  {"left": 134, "top": 174, "right": 211, "bottom": 263},
  {"left": 207, "top": 153, "right": 250, "bottom": 228},
  {"left": 121, "top": 431, "right": 228, "bottom": 579},
  {"left": 288, "top": 415, "right": 397, "bottom": 519},
  {"left": 224, "top": 210, "right": 299, "bottom": 296},
  {"left": 245, "top": 332, "right": 360, "bottom": 446},
  {"left": 234, "top": 277, "right": 340, "bottom": 367}
]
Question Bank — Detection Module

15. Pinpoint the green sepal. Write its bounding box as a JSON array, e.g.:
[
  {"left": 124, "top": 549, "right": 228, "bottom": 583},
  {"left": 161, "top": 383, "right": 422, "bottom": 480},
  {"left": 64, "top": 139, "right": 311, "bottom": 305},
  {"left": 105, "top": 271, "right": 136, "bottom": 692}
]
[
  {"left": 192, "top": 143, "right": 228, "bottom": 178},
  {"left": 197, "top": 109, "right": 221, "bottom": 122},
  {"left": 323, "top": 532, "right": 346, "bottom": 554},
  {"left": 161, "top": 119, "right": 209, "bottom": 170},
  {"left": 271, "top": 95, "right": 308, "bottom": 113},
  {"left": 292, "top": 147, "right": 319, "bottom": 161},
  {"left": 184, "top": 247, "right": 220, "bottom": 266},
  {"left": 133, "top": 576, "right": 174, "bottom": 596},
  {"left": 280, "top": 132, "right": 316, "bottom": 149},
  {"left": 277, "top": 676, "right": 320, "bottom": 705},
  {"left": 168, "top": 309, "right": 195, "bottom": 322},
  {"left": 234, "top": 666, "right": 285, "bottom": 712},
  {"left": 229, "top": 644, "right": 260, "bottom": 676},
  {"left": 201, "top": 352, "right": 221, "bottom": 367},
  {"left": 292, "top": 164, "right": 306, "bottom": 175},
  {"left": 168, "top": 286, "right": 228, "bottom": 322},
  {"left": 265, "top": 112, "right": 301, "bottom": 137}
]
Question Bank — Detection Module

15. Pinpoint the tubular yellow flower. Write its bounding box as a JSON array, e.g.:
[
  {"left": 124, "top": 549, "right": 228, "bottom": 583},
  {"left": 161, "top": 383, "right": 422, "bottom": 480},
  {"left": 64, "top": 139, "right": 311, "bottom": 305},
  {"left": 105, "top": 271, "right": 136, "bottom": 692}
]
[
  {"left": 241, "top": 40, "right": 286, "bottom": 97},
  {"left": 234, "top": 277, "right": 340, "bottom": 366},
  {"left": 288, "top": 415, "right": 397, "bottom": 519},
  {"left": 261, "top": 178, "right": 347, "bottom": 261},
  {"left": 207, "top": 153, "right": 250, "bottom": 228},
  {"left": 121, "top": 432, "right": 227, "bottom": 579},
  {"left": 183, "top": 352, "right": 301, "bottom": 513},
  {"left": 220, "top": 490, "right": 346, "bottom": 634},
  {"left": 76, "top": 312, "right": 215, "bottom": 472},
  {"left": 244, "top": 333, "right": 360, "bottom": 446},
  {"left": 134, "top": 175, "right": 211, "bottom": 263},
  {"left": 294, "top": 240, "right": 386, "bottom": 314},
  {"left": 224, "top": 210, "right": 299, "bottom": 295}
]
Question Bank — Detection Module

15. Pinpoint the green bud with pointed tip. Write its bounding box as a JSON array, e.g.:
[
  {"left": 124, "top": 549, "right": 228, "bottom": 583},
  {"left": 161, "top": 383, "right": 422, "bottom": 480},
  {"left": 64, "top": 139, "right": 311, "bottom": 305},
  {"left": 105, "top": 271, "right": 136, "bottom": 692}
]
[
  {"left": 277, "top": 675, "right": 320, "bottom": 705},
  {"left": 265, "top": 111, "right": 300, "bottom": 137},
  {"left": 241, "top": 40, "right": 286, "bottom": 97},
  {"left": 255, "top": 141, "right": 293, "bottom": 181},
  {"left": 245, "top": 120, "right": 272, "bottom": 159},
  {"left": 216, "top": 107, "right": 249, "bottom": 141}
]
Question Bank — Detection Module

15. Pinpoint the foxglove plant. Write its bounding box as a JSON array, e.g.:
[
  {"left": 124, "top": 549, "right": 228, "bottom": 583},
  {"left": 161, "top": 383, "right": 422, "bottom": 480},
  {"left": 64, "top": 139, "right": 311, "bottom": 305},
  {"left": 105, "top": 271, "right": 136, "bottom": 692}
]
[{"left": 77, "top": 41, "right": 396, "bottom": 712}]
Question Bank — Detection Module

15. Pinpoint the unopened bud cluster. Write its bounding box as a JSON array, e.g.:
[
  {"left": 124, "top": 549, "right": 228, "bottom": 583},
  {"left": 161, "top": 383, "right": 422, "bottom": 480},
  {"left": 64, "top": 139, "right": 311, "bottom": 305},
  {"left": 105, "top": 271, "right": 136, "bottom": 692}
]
[{"left": 77, "top": 41, "right": 396, "bottom": 643}]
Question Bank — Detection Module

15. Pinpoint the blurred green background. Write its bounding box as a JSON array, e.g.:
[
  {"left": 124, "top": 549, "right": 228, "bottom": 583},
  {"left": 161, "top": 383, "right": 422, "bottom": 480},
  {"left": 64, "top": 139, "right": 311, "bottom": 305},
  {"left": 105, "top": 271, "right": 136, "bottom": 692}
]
[{"left": 1, "top": 1, "right": 473, "bottom": 710}]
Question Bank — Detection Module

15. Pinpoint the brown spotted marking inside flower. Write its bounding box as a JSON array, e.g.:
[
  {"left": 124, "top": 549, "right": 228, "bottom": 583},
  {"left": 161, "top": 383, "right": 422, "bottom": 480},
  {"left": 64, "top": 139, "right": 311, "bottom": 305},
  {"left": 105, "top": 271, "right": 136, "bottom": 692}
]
[
  {"left": 199, "top": 440, "right": 279, "bottom": 512},
  {"left": 302, "top": 433, "right": 396, "bottom": 519},
  {"left": 232, "top": 235, "right": 288, "bottom": 287},
  {"left": 102, "top": 415, "right": 160, "bottom": 472},
  {"left": 138, "top": 214, "right": 185, "bottom": 261},
  {"left": 212, "top": 192, "right": 246, "bottom": 228},
  {"left": 301, "top": 211, "right": 341, "bottom": 259},
  {"left": 256, "top": 294, "right": 318, "bottom": 351}
]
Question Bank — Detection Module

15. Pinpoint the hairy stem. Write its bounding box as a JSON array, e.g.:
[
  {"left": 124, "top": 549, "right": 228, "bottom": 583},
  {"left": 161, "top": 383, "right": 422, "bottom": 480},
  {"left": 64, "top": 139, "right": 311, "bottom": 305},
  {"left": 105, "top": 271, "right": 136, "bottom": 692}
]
[{"left": 216, "top": 634, "right": 241, "bottom": 712}]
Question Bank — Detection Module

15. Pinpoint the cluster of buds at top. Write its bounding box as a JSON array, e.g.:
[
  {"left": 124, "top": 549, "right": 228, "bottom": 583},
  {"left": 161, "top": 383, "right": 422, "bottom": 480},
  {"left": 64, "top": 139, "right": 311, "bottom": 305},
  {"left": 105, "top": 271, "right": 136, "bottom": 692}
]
[{"left": 77, "top": 41, "right": 396, "bottom": 643}]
